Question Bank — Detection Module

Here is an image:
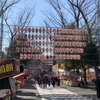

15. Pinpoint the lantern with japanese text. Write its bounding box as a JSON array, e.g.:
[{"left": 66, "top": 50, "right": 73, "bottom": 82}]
[
  {"left": 28, "top": 27, "right": 31, "bottom": 32},
  {"left": 36, "top": 28, "right": 38, "bottom": 33},
  {"left": 20, "top": 54, "right": 24, "bottom": 59},
  {"left": 24, "top": 54, "right": 27, "bottom": 59},
  {"left": 32, "top": 28, "right": 34, "bottom": 33}
]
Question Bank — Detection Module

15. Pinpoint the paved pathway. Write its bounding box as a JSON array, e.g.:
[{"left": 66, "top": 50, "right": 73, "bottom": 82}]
[
  {"left": 35, "top": 83, "right": 99, "bottom": 100},
  {"left": 13, "top": 79, "right": 99, "bottom": 100},
  {"left": 13, "top": 80, "right": 41, "bottom": 100}
]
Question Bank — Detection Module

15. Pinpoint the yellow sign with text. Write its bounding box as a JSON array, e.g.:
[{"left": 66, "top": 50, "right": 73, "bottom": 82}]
[{"left": 0, "top": 63, "right": 13, "bottom": 74}]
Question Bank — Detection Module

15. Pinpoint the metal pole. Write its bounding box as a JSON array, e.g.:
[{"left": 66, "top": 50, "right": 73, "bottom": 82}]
[
  {"left": 0, "top": 8, "right": 3, "bottom": 60},
  {"left": 97, "top": 1, "right": 100, "bottom": 76}
]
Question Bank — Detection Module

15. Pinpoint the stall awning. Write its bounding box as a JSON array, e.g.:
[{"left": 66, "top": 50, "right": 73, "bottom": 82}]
[
  {"left": 13, "top": 73, "right": 25, "bottom": 79},
  {"left": 13, "top": 69, "right": 29, "bottom": 79}
]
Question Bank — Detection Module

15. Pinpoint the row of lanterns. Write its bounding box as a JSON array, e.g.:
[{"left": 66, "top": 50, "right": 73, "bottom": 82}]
[
  {"left": 16, "top": 47, "right": 83, "bottom": 53},
  {"left": 16, "top": 41, "right": 86, "bottom": 47},
  {"left": 14, "top": 27, "right": 86, "bottom": 34},
  {"left": 16, "top": 34, "right": 86, "bottom": 41},
  {"left": 20, "top": 54, "right": 81, "bottom": 60}
]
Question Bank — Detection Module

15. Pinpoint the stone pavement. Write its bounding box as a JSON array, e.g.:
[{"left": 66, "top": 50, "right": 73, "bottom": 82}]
[
  {"left": 12, "top": 79, "right": 97, "bottom": 100},
  {"left": 12, "top": 80, "right": 41, "bottom": 100},
  {"left": 35, "top": 82, "right": 98, "bottom": 100}
]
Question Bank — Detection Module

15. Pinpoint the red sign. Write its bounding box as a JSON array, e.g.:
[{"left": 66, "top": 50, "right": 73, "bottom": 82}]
[{"left": 0, "top": 59, "right": 19, "bottom": 79}]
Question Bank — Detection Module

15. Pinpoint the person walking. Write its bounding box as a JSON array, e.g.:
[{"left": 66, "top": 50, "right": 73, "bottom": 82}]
[
  {"left": 95, "top": 75, "right": 100, "bottom": 98},
  {"left": 42, "top": 76, "right": 47, "bottom": 88},
  {"left": 38, "top": 76, "right": 43, "bottom": 88},
  {"left": 51, "top": 76, "right": 56, "bottom": 88},
  {"left": 57, "top": 77, "right": 60, "bottom": 86},
  {"left": 48, "top": 76, "right": 51, "bottom": 87}
]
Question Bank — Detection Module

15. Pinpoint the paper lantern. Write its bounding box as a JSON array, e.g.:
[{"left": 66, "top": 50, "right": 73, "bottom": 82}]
[
  {"left": 70, "top": 48, "right": 74, "bottom": 53},
  {"left": 79, "top": 48, "right": 83, "bottom": 53},
  {"left": 28, "top": 27, "right": 31, "bottom": 32},
  {"left": 28, "top": 47, "right": 31, "bottom": 52},
  {"left": 24, "top": 54, "right": 27, "bottom": 59},
  {"left": 45, "top": 48, "right": 48, "bottom": 52},
  {"left": 69, "top": 35, "right": 73, "bottom": 40},
  {"left": 57, "top": 42, "right": 61, "bottom": 46},
  {"left": 20, "top": 54, "right": 24, "bottom": 59},
  {"left": 39, "top": 28, "right": 42, "bottom": 33},
  {"left": 50, "top": 48, "right": 53, "bottom": 52},
  {"left": 75, "top": 55, "right": 80, "bottom": 60},
  {"left": 66, "top": 42, "right": 69, "bottom": 46},
  {"left": 31, "top": 34, "right": 34, "bottom": 39},
  {"left": 65, "top": 29, "right": 69, "bottom": 33},
  {"left": 35, "top": 54, "right": 40, "bottom": 59},
  {"left": 43, "top": 35, "right": 45, "bottom": 39},
  {"left": 66, "top": 48, "right": 69, "bottom": 53},
  {"left": 78, "top": 42, "right": 82, "bottom": 47},
  {"left": 63, "top": 55, "right": 66, "bottom": 59},
  {"left": 36, "top": 28, "right": 38, "bottom": 33},
  {"left": 59, "top": 48, "right": 62, "bottom": 53},
  {"left": 24, "top": 28, "right": 27, "bottom": 32},
  {"left": 28, "top": 34, "right": 31, "bottom": 39},
  {"left": 65, "top": 35, "right": 69, "bottom": 40},
  {"left": 23, "top": 47, "right": 26, "bottom": 53},
  {"left": 28, "top": 54, "right": 31, "bottom": 59},
  {"left": 71, "top": 42, "right": 75, "bottom": 47},
  {"left": 77, "top": 55, "right": 81, "bottom": 60},
  {"left": 70, "top": 55, "right": 73, "bottom": 59},
  {"left": 21, "top": 41, "right": 24, "bottom": 46},
  {"left": 76, "top": 42, "right": 79, "bottom": 47},
  {"left": 53, "top": 28, "right": 55, "bottom": 33},
  {"left": 75, "top": 29, "right": 79, "bottom": 34},
  {"left": 35, "top": 34, "right": 38, "bottom": 39},
  {"left": 22, "top": 34, "right": 25, "bottom": 39},
  {"left": 24, "top": 41, "right": 28, "bottom": 46},
  {"left": 21, "top": 47, "right": 24, "bottom": 52},
  {"left": 32, "top": 28, "right": 34, "bottom": 33},
  {"left": 66, "top": 55, "right": 69, "bottom": 59},
  {"left": 43, "top": 28, "right": 45, "bottom": 33},
  {"left": 73, "top": 55, "right": 76, "bottom": 60}
]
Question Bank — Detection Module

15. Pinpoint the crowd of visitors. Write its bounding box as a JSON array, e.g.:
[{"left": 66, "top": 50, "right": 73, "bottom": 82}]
[{"left": 34, "top": 75, "right": 60, "bottom": 88}]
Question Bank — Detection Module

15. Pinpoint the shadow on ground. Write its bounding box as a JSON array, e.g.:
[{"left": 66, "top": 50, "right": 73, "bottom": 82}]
[{"left": 12, "top": 80, "right": 41, "bottom": 100}]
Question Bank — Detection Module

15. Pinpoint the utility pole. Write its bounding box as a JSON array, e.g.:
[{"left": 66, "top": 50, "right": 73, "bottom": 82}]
[
  {"left": 97, "top": 1, "right": 100, "bottom": 76},
  {"left": 0, "top": 7, "right": 3, "bottom": 60}
]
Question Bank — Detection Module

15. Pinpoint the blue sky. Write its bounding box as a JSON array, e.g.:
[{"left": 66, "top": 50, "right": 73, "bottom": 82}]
[
  {"left": 3, "top": 0, "right": 49, "bottom": 50},
  {"left": 2, "top": 0, "right": 72, "bottom": 50},
  {"left": 33, "top": 0, "right": 49, "bottom": 26}
]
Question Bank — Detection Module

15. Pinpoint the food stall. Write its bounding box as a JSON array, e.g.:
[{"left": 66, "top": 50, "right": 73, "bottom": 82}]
[
  {"left": 13, "top": 69, "right": 30, "bottom": 89},
  {"left": 0, "top": 59, "right": 20, "bottom": 100}
]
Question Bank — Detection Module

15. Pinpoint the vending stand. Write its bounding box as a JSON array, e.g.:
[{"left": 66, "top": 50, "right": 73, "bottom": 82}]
[
  {"left": 0, "top": 59, "right": 20, "bottom": 100},
  {"left": 13, "top": 69, "right": 30, "bottom": 89}
]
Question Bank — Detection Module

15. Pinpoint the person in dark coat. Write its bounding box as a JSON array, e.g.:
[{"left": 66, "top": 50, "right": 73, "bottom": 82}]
[
  {"left": 51, "top": 76, "right": 56, "bottom": 87},
  {"left": 95, "top": 75, "right": 100, "bottom": 98},
  {"left": 57, "top": 78, "right": 60, "bottom": 86}
]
